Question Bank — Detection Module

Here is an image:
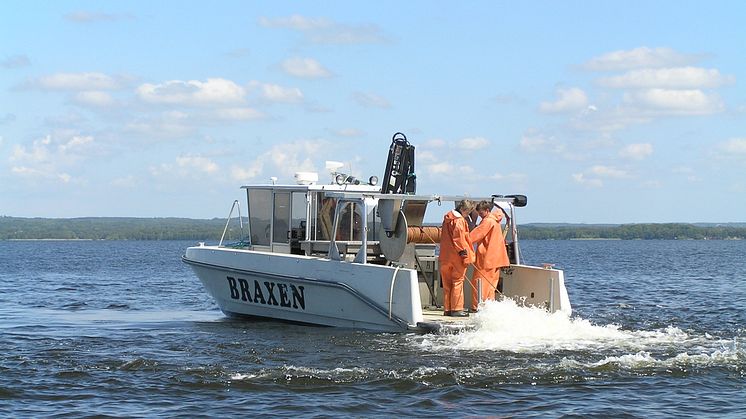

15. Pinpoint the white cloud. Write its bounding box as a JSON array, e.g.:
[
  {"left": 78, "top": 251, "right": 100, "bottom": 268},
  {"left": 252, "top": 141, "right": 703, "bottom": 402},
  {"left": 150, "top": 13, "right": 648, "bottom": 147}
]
[
  {"left": 266, "top": 140, "right": 325, "bottom": 175},
  {"left": 73, "top": 90, "right": 116, "bottom": 107},
  {"left": 230, "top": 139, "right": 331, "bottom": 183},
  {"left": 490, "top": 172, "right": 528, "bottom": 183},
  {"left": 259, "top": 14, "right": 332, "bottom": 30},
  {"left": 416, "top": 150, "right": 438, "bottom": 163},
  {"left": 308, "top": 24, "right": 387, "bottom": 44},
  {"left": 589, "top": 165, "right": 629, "bottom": 178},
  {"left": 259, "top": 14, "right": 387, "bottom": 44},
  {"left": 1, "top": 54, "right": 30, "bottom": 69},
  {"left": 11, "top": 166, "right": 73, "bottom": 183},
  {"left": 671, "top": 166, "right": 694, "bottom": 174},
  {"left": 351, "top": 91, "right": 390, "bottom": 109},
  {"left": 427, "top": 162, "right": 456, "bottom": 175},
  {"left": 580, "top": 135, "right": 616, "bottom": 150},
  {"left": 583, "top": 47, "right": 702, "bottom": 71},
  {"left": 280, "top": 57, "right": 332, "bottom": 79},
  {"left": 175, "top": 155, "right": 219, "bottom": 174},
  {"left": 718, "top": 138, "right": 746, "bottom": 154},
  {"left": 423, "top": 138, "right": 447, "bottom": 148},
  {"left": 57, "top": 135, "right": 93, "bottom": 153},
  {"left": 458, "top": 136, "right": 489, "bottom": 150},
  {"left": 642, "top": 180, "right": 663, "bottom": 188},
  {"left": 136, "top": 78, "right": 246, "bottom": 105},
  {"left": 125, "top": 112, "right": 196, "bottom": 139},
  {"left": 572, "top": 164, "right": 629, "bottom": 188},
  {"left": 572, "top": 173, "right": 603, "bottom": 188},
  {"left": 330, "top": 128, "right": 364, "bottom": 137},
  {"left": 150, "top": 155, "right": 220, "bottom": 180},
  {"left": 212, "top": 107, "right": 265, "bottom": 121},
  {"left": 671, "top": 166, "right": 702, "bottom": 182},
  {"left": 539, "top": 87, "right": 588, "bottom": 113},
  {"left": 623, "top": 88, "right": 724, "bottom": 115},
  {"left": 598, "top": 67, "right": 734, "bottom": 89},
  {"left": 34, "top": 72, "right": 124, "bottom": 91},
  {"left": 9, "top": 132, "right": 95, "bottom": 183},
  {"left": 65, "top": 11, "right": 134, "bottom": 23},
  {"left": 619, "top": 143, "right": 653, "bottom": 160},
  {"left": 231, "top": 162, "right": 264, "bottom": 182},
  {"left": 258, "top": 83, "right": 304, "bottom": 103},
  {"left": 111, "top": 175, "right": 137, "bottom": 188},
  {"left": 519, "top": 130, "right": 565, "bottom": 153},
  {"left": 10, "top": 134, "right": 92, "bottom": 164}
]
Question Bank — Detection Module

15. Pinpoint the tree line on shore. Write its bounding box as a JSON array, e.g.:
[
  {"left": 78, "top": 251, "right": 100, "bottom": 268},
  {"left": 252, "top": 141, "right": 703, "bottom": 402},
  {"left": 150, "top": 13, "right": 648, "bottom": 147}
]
[
  {"left": 518, "top": 223, "right": 746, "bottom": 240},
  {"left": 1, "top": 216, "right": 745, "bottom": 241},
  {"left": 0, "top": 217, "right": 231, "bottom": 241}
]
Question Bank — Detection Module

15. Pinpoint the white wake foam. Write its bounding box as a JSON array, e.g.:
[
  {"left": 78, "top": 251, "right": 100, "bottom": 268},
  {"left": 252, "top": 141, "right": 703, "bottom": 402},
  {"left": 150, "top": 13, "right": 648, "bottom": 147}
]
[{"left": 416, "top": 299, "right": 745, "bottom": 369}]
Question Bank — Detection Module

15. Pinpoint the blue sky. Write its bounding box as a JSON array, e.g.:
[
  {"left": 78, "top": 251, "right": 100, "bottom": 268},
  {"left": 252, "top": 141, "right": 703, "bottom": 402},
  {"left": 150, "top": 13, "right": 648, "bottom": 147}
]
[{"left": 1, "top": 1, "right": 744, "bottom": 223}]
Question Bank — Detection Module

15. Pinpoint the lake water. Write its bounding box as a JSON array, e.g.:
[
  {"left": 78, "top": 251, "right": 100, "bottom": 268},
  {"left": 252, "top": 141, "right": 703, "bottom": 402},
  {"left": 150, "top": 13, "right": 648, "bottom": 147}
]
[{"left": 1, "top": 240, "right": 744, "bottom": 417}]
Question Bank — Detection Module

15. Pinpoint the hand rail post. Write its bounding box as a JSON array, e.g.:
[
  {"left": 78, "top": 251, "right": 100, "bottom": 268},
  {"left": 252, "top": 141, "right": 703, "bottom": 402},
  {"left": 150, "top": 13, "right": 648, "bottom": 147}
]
[{"left": 219, "top": 200, "right": 242, "bottom": 247}]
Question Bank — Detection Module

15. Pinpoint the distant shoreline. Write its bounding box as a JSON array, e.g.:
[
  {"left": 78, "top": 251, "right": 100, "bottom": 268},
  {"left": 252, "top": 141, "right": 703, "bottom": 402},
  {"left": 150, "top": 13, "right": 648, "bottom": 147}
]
[{"left": 2, "top": 217, "right": 746, "bottom": 241}]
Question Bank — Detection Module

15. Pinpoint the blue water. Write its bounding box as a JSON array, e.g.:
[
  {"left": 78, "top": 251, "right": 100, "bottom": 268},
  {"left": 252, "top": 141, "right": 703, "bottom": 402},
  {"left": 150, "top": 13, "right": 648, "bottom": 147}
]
[{"left": 1, "top": 240, "right": 744, "bottom": 417}]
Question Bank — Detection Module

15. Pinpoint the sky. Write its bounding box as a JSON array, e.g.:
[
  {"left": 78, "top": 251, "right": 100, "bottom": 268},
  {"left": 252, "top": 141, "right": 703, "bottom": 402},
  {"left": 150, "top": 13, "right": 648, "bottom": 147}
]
[{"left": 1, "top": 1, "right": 745, "bottom": 223}]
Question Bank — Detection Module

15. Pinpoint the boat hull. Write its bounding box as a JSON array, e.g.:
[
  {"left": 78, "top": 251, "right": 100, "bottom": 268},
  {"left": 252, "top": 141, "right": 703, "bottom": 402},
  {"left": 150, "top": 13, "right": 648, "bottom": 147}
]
[
  {"left": 501, "top": 265, "right": 572, "bottom": 315},
  {"left": 183, "top": 245, "right": 424, "bottom": 332}
]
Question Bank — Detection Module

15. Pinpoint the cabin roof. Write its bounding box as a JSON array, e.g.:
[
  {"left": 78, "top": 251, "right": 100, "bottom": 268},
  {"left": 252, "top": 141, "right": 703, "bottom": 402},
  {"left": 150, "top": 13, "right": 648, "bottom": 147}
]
[
  {"left": 240, "top": 185, "right": 522, "bottom": 206},
  {"left": 240, "top": 184, "right": 381, "bottom": 192}
]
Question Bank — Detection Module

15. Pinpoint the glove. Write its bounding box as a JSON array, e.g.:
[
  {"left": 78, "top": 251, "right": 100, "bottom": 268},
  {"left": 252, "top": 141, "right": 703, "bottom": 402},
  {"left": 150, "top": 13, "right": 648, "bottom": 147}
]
[{"left": 458, "top": 250, "right": 467, "bottom": 257}]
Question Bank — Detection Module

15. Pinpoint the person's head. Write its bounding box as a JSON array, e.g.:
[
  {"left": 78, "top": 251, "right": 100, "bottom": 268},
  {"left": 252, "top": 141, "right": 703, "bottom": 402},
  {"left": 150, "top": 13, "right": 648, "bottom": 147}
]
[
  {"left": 476, "top": 200, "right": 492, "bottom": 218},
  {"left": 455, "top": 199, "right": 475, "bottom": 217}
]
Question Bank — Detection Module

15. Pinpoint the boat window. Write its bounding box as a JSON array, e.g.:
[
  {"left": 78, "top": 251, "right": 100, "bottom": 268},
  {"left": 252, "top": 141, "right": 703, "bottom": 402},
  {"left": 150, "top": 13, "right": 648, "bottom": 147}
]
[
  {"left": 273, "top": 192, "right": 291, "bottom": 243},
  {"left": 366, "top": 205, "right": 378, "bottom": 241},
  {"left": 315, "top": 193, "right": 336, "bottom": 240},
  {"left": 248, "top": 189, "right": 272, "bottom": 246},
  {"left": 311, "top": 192, "right": 369, "bottom": 242},
  {"left": 336, "top": 202, "right": 363, "bottom": 241},
  {"left": 291, "top": 192, "right": 307, "bottom": 240}
]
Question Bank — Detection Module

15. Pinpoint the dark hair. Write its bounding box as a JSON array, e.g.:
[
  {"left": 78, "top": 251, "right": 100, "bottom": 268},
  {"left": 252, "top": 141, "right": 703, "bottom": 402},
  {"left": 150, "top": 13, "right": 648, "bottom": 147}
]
[
  {"left": 455, "top": 199, "right": 475, "bottom": 212},
  {"left": 476, "top": 200, "right": 492, "bottom": 212}
]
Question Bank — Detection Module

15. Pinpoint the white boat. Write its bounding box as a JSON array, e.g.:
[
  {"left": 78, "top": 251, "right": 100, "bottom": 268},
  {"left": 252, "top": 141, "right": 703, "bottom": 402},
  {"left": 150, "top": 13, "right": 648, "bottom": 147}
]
[{"left": 183, "top": 135, "right": 571, "bottom": 333}]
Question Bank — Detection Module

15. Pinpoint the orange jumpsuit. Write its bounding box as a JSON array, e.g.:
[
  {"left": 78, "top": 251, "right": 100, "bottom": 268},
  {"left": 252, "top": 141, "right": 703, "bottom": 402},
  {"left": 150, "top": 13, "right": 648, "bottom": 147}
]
[
  {"left": 468, "top": 211, "right": 510, "bottom": 309},
  {"left": 439, "top": 210, "right": 474, "bottom": 313}
]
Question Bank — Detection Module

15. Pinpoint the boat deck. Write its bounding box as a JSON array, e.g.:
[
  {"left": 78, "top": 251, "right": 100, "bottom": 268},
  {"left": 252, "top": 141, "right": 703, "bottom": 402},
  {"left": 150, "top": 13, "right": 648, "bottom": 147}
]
[{"left": 416, "top": 307, "right": 475, "bottom": 333}]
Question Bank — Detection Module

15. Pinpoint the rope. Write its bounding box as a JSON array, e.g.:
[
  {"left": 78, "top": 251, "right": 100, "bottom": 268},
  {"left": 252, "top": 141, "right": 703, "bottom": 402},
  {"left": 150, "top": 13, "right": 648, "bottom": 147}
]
[{"left": 406, "top": 226, "right": 441, "bottom": 243}]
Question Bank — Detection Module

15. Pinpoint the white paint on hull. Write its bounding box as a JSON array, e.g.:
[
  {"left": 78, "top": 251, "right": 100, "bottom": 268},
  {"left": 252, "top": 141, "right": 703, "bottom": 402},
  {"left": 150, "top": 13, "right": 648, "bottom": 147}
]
[{"left": 184, "top": 245, "right": 424, "bottom": 332}]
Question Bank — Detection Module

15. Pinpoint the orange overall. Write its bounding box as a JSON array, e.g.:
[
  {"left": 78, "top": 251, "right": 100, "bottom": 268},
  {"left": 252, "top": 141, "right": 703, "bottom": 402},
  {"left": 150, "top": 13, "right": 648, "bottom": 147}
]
[
  {"left": 439, "top": 210, "right": 474, "bottom": 313},
  {"left": 468, "top": 211, "right": 510, "bottom": 309}
]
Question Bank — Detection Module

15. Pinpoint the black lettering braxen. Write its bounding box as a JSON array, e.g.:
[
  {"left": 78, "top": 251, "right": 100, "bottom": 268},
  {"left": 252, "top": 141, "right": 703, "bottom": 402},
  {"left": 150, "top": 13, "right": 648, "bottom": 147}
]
[{"left": 225, "top": 276, "right": 305, "bottom": 311}]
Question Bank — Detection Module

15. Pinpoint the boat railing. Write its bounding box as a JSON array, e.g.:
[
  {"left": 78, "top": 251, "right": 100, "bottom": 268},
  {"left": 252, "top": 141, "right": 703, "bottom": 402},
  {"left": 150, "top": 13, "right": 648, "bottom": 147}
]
[
  {"left": 219, "top": 200, "right": 244, "bottom": 247},
  {"left": 300, "top": 240, "right": 386, "bottom": 263}
]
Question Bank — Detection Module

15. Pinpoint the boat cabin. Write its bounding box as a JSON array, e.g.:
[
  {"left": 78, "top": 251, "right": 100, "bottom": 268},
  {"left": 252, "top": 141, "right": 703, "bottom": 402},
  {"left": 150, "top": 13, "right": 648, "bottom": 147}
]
[{"left": 238, "top": 183, "right": 390, "bottom": 262}]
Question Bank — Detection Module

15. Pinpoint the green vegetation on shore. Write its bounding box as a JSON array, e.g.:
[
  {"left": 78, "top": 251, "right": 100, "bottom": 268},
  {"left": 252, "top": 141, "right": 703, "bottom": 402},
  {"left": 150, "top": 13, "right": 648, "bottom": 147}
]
[
  {"left": 519, "top": 223, "right": 746, "bottom": 240},
  {"left": 0, "top": 217, "right": 231, "bottom": 241},
  {"left": 1, "top": 217, "right": 745, "bottom": 240}
]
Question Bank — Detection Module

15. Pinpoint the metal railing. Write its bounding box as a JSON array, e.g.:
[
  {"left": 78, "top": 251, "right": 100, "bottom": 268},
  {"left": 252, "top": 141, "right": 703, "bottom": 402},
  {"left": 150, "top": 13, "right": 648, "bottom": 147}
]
[{"left": 219, "top": 200, "right": 244, "bottom": 247}]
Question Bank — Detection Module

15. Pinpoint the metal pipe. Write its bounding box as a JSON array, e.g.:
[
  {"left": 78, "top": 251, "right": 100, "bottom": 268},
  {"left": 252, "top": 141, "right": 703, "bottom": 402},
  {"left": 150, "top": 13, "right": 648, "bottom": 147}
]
[
  {"left": 219, "top": 200, "right": 242, "bottom": 247},
  {"left": 510, "top": 204, "right": 521, "bottom": 265}
]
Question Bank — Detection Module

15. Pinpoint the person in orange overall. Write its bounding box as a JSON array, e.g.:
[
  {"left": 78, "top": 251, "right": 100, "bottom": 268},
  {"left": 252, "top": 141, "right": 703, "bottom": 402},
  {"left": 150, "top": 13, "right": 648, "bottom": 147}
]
[
  {"left": 468, "top": 200, "right": 510, "bottom": 311},
  {"left": 439, "top": 199, "right": 475, "bottom": 317}
]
